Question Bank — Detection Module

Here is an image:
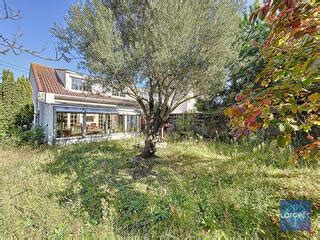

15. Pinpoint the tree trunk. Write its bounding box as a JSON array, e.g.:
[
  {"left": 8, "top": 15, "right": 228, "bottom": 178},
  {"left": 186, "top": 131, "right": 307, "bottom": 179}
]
[
  {"left": 141, "top": 132, "right": 157, "bottom": 158},
  {"left": 141, "top": 118, "right": 163, "bottom": 158}
]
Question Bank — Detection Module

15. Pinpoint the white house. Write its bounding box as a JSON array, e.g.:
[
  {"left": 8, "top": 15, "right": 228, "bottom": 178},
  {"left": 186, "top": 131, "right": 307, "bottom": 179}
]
[{"left": 29, "top": 63, "right": 196, "bottom": 144}]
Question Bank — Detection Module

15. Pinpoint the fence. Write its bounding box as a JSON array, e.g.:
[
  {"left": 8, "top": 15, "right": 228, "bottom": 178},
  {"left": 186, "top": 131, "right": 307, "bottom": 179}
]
[{"left": 168, "top": 111, "right": 229, "bottom": 138}]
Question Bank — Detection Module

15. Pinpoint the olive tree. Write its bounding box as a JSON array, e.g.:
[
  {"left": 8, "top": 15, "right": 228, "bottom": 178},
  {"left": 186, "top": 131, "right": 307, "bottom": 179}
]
[{"left": 52, "top": 0, "right": 240, "bottom": 158}]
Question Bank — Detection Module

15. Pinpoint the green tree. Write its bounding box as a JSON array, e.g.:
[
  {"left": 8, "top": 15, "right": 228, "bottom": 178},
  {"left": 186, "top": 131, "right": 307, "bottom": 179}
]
[
  {"left": 0, "top": 70, "right": 33, "bottom": 137},
  {"left": 0, "top": 82, "right": 2, "bottom": 102},
  {"left": 53, "top": 0, "right": 241, "bottom": 158},
  {"left": 1, "top": 69, "right": 16, "bottom": 127},
  {"left": 0, "top": 101, "right": 8, "bottom": 137},
  {"left": 227, "top": 10, "right": 269, "bottom": 98},
  {"left": 14, "top": 76, "right": 33, "bottom": 129},
  {"left": 2, "top": 69, "right": 15, "bottom": 106},
  {"left": 197, "top": 3, "right": 270, "bottom": 112},
  {"left": 225, "top": 0, "right": 319, "bottom": 161},
  {"left": 0, "top": 76, "right": 5, "bottom": 136}
]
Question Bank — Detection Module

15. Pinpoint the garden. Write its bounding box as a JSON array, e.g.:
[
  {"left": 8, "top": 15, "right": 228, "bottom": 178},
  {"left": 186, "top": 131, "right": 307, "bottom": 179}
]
[
  {"left": 1, "top": 138, "right": 319, "bottom": 238},
  {"left": 0, "top": 0, "right": 319, "bottom": 238}
]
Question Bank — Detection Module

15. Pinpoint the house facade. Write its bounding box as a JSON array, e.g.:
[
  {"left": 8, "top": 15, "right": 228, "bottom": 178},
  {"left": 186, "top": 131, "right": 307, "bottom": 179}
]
[{"left": 29, "top": 63, "right": 196, "bottom": 144}]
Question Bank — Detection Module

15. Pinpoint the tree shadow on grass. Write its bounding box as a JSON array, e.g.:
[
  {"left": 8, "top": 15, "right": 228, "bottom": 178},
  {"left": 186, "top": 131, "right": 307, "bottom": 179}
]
[
  {"left": 153, "top": 143, "right": 318, "bottom": 238},
  {"left": 43, "top": 140, "right": 318, "bottom": 238},
  {"left": 44, "top": 141, "right": 147, "bottom": 225}
]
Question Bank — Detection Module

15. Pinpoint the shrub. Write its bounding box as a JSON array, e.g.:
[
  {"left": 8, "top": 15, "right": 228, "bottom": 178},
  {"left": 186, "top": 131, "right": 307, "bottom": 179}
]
[
  {"left": 171, "top": 115, "right": 198, "bottom": 141},
  {"left": 19, "top": 127, "right": 45, "bottom": 146},
  {"left": 175, "top": 115, "right": 193, "bottom": 132},
  {"left": 14, "top": 103, "right": 34, "bottom": 130}
]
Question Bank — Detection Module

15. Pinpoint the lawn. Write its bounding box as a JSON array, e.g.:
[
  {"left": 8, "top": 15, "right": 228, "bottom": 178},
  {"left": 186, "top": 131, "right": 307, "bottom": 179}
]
[{"left": 0, "top": 138, "right": 319, "bottom": 239}]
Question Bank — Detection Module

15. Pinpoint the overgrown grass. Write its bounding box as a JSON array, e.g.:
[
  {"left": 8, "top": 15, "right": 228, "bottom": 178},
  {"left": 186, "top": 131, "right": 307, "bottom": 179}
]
[{"left": 0, "top": 138, "right": 319, "bottom": 238}]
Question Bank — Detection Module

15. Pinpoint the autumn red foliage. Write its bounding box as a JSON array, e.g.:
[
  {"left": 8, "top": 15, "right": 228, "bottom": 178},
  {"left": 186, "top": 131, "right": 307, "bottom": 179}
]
[{"left": 225, "top": 0, "right": 319, "bottom": 161}]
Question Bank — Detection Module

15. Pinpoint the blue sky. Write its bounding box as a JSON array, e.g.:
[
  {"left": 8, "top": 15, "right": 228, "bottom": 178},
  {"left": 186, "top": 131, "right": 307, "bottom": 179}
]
[
  {"left": 0, "top": 0, "right": 79, "bottom": 79},
  {"left": 1, "top": 0, "right": 255, "bottom": 79}
]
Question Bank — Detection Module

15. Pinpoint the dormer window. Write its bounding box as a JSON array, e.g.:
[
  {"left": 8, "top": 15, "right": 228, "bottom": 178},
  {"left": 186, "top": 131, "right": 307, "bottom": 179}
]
[
  {"left": 112, "top": 88, "right": 126, "bottom": 97},
  {"left": 71, "top": 78, "right": 91, "bottom": 92}
]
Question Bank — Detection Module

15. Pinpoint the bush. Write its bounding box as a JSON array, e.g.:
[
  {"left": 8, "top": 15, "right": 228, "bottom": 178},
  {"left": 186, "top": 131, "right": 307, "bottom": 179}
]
[
  {"left": 19, "top": 127, "right": 45, "bottom": 146},
  {"left": 175, "top": 115, "right": 193, "bottom": 132},
  {"left": 0, "top": 132, "right": 21, "bottom": 147},
  {"left": 170, "top": 115, "right": 199, "bottom": 141},
  {"left": 14, "top": 103, "right": 34, "bottom": 130},
  {"left": 0, "top": 126, "right": 45, "bottom": 147}
]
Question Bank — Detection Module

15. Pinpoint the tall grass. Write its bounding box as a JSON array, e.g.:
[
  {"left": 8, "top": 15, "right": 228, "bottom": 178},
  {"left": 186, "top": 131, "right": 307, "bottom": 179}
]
[{"left": 0, "top": 138, "right": 319, "bottom": 238}]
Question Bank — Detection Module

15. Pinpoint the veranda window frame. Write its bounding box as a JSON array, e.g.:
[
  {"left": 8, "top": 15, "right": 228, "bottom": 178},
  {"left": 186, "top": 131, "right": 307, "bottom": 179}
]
[{"left": 55, "top": 111, "right": 141, "bottom": 140}]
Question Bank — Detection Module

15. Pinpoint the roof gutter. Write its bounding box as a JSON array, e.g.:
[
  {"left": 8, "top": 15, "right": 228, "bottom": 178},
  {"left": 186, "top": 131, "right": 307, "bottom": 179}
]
[{"left": 54, "top": 94, "right": 139, "bottom": 108}]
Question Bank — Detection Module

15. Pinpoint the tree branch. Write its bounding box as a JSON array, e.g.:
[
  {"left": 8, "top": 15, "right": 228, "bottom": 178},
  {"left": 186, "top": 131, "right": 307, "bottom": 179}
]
[
  {"left": 0, "top": 1, "right": 62, "bottom": 60},
  {"left": 170, "top": 94, "right": 199, "bottom": 113},
  {"left": 0, "top": 0, "right": 20, "bottom": 20}
]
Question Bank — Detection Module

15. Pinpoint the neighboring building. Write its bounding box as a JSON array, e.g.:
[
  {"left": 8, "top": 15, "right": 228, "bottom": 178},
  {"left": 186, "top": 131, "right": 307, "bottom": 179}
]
[
  {"left": 172, "top": 92, "right": 197, "bottom": 115},
  {"left": 29, "top": 63, "right": 196, "bottom": 144}
]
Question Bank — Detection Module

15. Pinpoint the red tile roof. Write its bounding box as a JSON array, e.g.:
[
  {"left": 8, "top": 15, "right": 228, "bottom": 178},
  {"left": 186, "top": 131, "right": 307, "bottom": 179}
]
[
  {"left": 30, "top": 63, "right": 135, "bottom": 103},
  {"left": 31, "top": 63, "right": 68, "bottom": 94}
]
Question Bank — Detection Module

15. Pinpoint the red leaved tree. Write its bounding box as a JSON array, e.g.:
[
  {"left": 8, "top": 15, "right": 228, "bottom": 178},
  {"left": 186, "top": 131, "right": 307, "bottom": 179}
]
[{"left": 225, "top": 0, "right": 319, "bottom": 161}]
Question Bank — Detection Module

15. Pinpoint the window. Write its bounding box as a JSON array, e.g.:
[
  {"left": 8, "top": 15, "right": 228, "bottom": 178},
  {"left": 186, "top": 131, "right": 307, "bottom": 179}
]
[
  {"left": 112, "top": 88, "right": 118, "bottom": 96},
  {"left": 126, "top": 115, "right": 140, "bottom": 132},
  {"left": 98, "top": 114, "right": 104, "bottom": 129},
  {"left": 55, "top": 113, "right": 141, "bottom": 138},
  {"left": 109, "top": 114, "right": 125, "bottom": 133},
  {"left": 86, "top": 115, "right": 95, "bottom": 122},
  {"left": 112, "top": 88, "right": 126, "bottom": 97},
  {"left": 70, "top": 113, "right": 78, "bottom": 127},
  {"left": 86, "top": 113, "right": 105, "bottom": 135},
  {"left": 71, "top": 78, "right": 91, "bottom": 92},
  {"left": 56, "top": 112, "right": 83, "bottom": 138},
  {"left": 106, "top": 114, "right": 111, "bottom": 130}
]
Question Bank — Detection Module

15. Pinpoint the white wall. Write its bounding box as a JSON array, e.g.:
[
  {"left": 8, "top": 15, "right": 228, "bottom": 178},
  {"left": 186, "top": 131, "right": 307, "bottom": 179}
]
[
  {"left": 29, "top": 67, "right": 39, "bottom": 124},
  {"left": 64, "top": 71, "right": 87, "bottom": 91},
  {"left": 37, "top": 101, "right": 54, "bottom": 144},
  {"left": 64, "top": 71, "right": 136, "bottom": 101},
  {"left": 171, "top": 98, "right": 197, "bottom": 114}
]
